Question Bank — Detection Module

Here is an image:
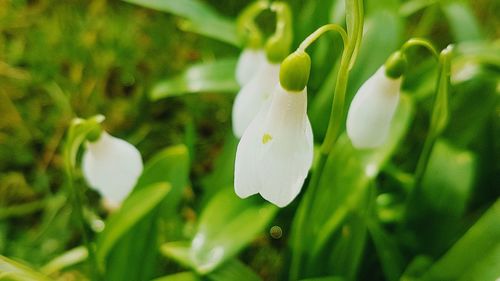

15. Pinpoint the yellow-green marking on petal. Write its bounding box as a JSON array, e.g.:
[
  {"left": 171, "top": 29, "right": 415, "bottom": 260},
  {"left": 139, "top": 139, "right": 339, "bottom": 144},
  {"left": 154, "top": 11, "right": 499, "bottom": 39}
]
[{"left": 262, "top": 133, "right": 273, "bottom": 144}]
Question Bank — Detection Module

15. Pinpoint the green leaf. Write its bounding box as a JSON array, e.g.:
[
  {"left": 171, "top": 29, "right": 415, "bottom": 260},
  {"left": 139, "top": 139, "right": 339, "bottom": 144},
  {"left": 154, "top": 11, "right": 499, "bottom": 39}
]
[
  {"left": 161, "top": 242, "right": 194, "bottom": 269},
  {"left": 201, "top": 133, "right": 238, "bottom": 196},
  {"left": 96, "top": 182, "right": 171, "bottom": 263},
  {"left": 150, "top": 59, "right": 239, "bottom": 100},
  {"left": 152, "top": 272, "right": 200, "bottom": 281},
  {"left": 419, "top": 199, "right": 500, "bottom": 281},
  {"left": 105, "top": 145, "right": 190, "bottom": 281},
  {"left": 406, "top": 140, "right": 476, "bottom": 255},
  {"left": 366, "top": 219, "right": 405, "bottom": 281},
  {"left": 41, "top": 246, "right": 87, "bottom": 275},
  {"left": 0, "top": 256, "right": 52, "bottom": 281},
  {"left": 292, "top": 95, "right": 413, "bottom": 278},
  {"left": 207, "top": 259, "right": 262, "bottom": 281},
  {"left": 441, "top": 1, "right": 483, "bottom": 42},
  {"left": 162, "top": 190, "right": 277, "bottom": 274},
  {"left": 190, "top": 190, "right": 277, "bottom": 273},
  {"left": 299, "top": 277, "right": 345, "bottom": 281},
  {"left": 123, "top": 0, "right": 239, "bottom": 46}
]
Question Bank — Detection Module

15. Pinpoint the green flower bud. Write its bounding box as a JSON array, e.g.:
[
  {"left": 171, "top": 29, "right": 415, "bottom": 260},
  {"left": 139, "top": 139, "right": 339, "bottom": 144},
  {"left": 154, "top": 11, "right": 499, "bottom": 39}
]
[
  {"left": 384, "top": 51, "right": 408, "bottom": 79},
  {"left": 279, "top": 50, "right": 311, "bottom": 92},
  {"left": 86, "top": 123, "right": 103, "bottom": 142},
  {"left": 265, "top": 34, "right": 291, "bottom": 63}
]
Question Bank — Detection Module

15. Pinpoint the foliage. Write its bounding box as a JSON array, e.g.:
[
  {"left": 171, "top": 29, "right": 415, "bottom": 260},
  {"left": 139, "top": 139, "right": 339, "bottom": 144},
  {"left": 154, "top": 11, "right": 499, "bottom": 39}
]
[{"left": 0, "top": 0, "right": 498, "bottom": 280}]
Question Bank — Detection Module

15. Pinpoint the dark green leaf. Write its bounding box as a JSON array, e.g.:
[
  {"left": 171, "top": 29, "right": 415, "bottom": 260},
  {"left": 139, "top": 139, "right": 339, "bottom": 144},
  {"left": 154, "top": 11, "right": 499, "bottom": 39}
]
[
  {"left": 105, "top": 145, "right": 190, "bottom": 281},
  {"left": 96, "top": 182, "right": 171, "bottom": 263},
  {"left": 441, "top": 1, "right": 483, "bottom": 42},
  {"left": 419, "top": 199, "right": 500, "bottom": 281},
  {"left": 207, "top": 259, "right": 262, "bottom": 281},
  {"left": 292, "top": 95, "right": 413, "bottom": 278},
  {"left": 150, "top": 59, "right": 239, "bottom": 100},
  {"left": 152, "top": 272, "right": 200, "bottom": 281},
  {"left": 123, "top": 0, "right": 240, "bottom": 46},
  {"left": 162, "top": 190, "right": 277, "bottom": 274},
  {"left": 366, "top": 219, "right": 405, "bottom": 281},
  {"left": 406, "top": 140, "right": 476, "bottom": 255}
]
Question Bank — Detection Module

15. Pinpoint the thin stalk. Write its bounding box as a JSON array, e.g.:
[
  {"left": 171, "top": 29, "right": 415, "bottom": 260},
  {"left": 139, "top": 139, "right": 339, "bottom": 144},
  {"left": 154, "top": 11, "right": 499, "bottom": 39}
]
[
  {"left": 65, "top": 166, "right": 101, "bottom": 281},
  {"left": 401, "top": 38, "right": 439, "bottom": 59},
  {"left": 405, "top": 45, "right": 453, "bottom": 215},
  {"left": 289, "top": 0, "right": 364, "bottom": 279}
]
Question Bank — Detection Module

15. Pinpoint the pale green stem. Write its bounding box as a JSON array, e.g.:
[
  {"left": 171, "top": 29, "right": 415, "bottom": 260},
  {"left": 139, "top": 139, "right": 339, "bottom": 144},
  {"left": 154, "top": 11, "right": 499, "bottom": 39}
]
[
  {"left": 63, "top": 122, "right": 102, "bottom": 281},
  {"left": 412, "top": 45, "right": 452, "bottom": 193},
  {"left": 401, "top": 38, "right": 440, "bottom": 59},
  {"left": 298, "top": 24, "right": 348, "bottom": 51},
  {"left": 289, "top": 0, "right": 364, "bottom": 279}
]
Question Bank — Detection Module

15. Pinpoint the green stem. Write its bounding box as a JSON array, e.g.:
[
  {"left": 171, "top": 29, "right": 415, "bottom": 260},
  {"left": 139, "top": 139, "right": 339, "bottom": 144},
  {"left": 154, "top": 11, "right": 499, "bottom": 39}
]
[
  {"left": 401, "top": 38, "right": 439, "bottom": 59},
  {"left": 320, "top": 0, "right": 364, "bottom": 154},
  {"left": 289, "top": 1, "right": 364, "bottom": 280},
  {"left": 64, "top": 166, "right": 101, "bottom": 281},
  {"left": 63, "top": 117, "right": 104, "bottom": 280},
  {"left": 406, "top": 45, "right": 453, "bottom": 214},
  {"left": 236, "top": 0, "right": 269, "bottom": 48},
  {"left": 298, "top": 24, "right": 348, "bottom": 51},
  {"left": 0, "top": 200, "right": 47, "bottom": 220}
]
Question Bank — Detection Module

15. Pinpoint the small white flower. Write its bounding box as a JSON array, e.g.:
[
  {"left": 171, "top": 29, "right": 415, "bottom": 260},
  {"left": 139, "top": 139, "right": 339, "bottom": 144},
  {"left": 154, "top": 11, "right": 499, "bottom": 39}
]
[
  {"left": 346, "top": 66, "right": 401, "bottom": 149},
  {"left": 82, "top": 131, "right": 143, "bottom": 205},
  {"left": 235, "top": 48, "right": 266, "bottom": 86},
  {"left": 234, "top": 84, "right": 313, "bottom": 207},
  {"left": 232, "top": 59, "right": 280, "bottom": 138}
]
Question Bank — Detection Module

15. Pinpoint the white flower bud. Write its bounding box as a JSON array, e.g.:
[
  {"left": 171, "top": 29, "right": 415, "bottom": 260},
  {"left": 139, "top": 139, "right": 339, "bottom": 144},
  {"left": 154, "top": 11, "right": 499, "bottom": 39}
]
[
  {"left": 346, "top": 66, "right": 401, "bottom": 149},
  {"left": 82, "top": 132, "right": 143, "bottom": 205}
]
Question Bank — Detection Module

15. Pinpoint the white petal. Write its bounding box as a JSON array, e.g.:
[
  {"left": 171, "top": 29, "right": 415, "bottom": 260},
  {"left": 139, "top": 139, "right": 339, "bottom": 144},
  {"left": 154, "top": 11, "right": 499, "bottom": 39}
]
[
  {"left": 346, "top": 66, "right": 401, "bottom": 149},
  {"left": 234, "top": 84, "right": 313, "bottom": 207},
  {"left": 235, "top": 48, "right": 266, "bottom": 86},
  {"left": 82, "top": 132, "right": 143, "bottom": 204},
  {"left": 234, "top": 100, "right": 269, "bottom": 198},
  {"left": 232, "top": 60, "right": 280, "bottom": 138}
]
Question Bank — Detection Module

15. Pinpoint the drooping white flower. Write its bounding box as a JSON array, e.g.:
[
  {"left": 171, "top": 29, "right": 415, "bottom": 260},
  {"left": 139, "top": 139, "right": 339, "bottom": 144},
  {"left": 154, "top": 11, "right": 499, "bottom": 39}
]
[
  {"left": 234, "top": 84, "right": 313, "bottom": 207},
  {"left": 232, "top": 59, "right": 280, "bottom": 138},
  {"left": 82, "top": 131, "right": 143, "bottom": 205},
  {"left": 235, "top": 48, "right": 267, "bottom": 86},
  {"left": 346, "top": 66, "right": 402, "bottom": 149}
]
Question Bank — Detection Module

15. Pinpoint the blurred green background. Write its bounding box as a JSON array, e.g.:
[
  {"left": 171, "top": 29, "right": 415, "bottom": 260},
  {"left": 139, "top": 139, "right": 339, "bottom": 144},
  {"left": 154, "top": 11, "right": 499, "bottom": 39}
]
[{"left": 0, "top": 0, "right": 499, "bottom": 280}]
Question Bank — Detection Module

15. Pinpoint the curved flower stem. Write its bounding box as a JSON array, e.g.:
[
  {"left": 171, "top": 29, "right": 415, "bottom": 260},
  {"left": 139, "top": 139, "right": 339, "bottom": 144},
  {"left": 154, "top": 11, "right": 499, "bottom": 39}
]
[
  {"left": 410, "top": 45, "right": 453, "bottom": 196},
  {"left": 63, "top": 118, "right": 104, "bottom": 281},
  {"left": 236, "top": 0, "right": 269, "bottom": 48},
  {"left": 401, "top": 38, "right": 440, "bottom": 59},
  {"left": 320, "top": 0, "right": 364, "bottom": 155},
  {"left": 289, "top": 1, "right": 364, "bottom": 280},
  {"left": 298, "top": 24, "right": 348, "bottom": 51}
]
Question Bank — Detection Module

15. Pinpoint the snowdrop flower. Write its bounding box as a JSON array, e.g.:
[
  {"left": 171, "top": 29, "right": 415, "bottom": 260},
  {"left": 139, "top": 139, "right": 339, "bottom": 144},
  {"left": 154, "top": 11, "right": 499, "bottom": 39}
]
[
  {"left": 346, "top": 65, "right": 402, "bottom": 149},
  {"left": 234, "top": 51, "right": 313, "bottom": 207},
  {"left": 232, "top": 58, "right": 280, "bottom": 138},
  {"left": 235, "top": 48, "right": 266, "bottom": 86},
  {"left": 82, "top": 131, "right": 143, "bottom": 205}
]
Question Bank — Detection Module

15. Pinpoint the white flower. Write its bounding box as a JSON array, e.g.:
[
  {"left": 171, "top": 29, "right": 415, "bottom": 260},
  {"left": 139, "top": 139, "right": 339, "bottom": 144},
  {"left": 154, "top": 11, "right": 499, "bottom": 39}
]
[
  {"left": 346, "top": 66, "right": 401, "bottom": 149},
  {"left": 82, "top": 131, "right": 143, "bottom": 205},
  {"left": 234, "top": 84, "right": 313, "bottom": 207},
  {"left": 232, "top": 59, "right": 280, "bottom": 138},
  {"left": 235, "top": 48, "right": 266, "bottom": 86}
]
